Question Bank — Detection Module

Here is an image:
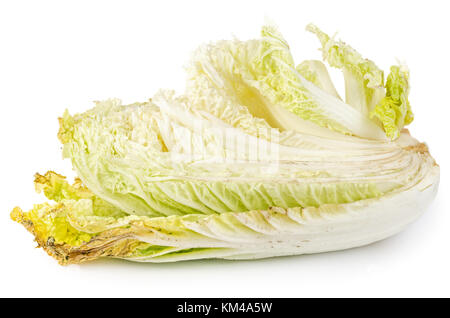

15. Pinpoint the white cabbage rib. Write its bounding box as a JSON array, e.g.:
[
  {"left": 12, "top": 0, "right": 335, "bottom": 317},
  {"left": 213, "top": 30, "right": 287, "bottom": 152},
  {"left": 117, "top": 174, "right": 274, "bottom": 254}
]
[{"left": 274, "top": 57, "right": 388, "bottom": 140}]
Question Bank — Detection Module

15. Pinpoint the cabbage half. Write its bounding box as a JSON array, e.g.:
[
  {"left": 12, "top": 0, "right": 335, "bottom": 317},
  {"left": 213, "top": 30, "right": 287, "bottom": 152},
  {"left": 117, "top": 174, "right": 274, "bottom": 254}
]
[{"left": 12, "top": 24, "right": 439, "bottom": 264}]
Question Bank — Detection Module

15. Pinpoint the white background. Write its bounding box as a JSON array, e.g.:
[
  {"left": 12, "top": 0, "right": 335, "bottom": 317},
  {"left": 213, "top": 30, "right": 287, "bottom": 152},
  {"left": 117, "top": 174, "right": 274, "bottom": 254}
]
[{"left": 0, "top": 0, "right": 448, "bottom": 297}]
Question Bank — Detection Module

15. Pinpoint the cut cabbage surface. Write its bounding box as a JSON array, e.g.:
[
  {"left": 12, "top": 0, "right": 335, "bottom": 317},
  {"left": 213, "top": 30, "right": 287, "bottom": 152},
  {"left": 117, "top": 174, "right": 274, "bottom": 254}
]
[{"left": 12, "top": 23, "right": 439, "bottom": 264}]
